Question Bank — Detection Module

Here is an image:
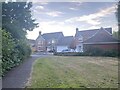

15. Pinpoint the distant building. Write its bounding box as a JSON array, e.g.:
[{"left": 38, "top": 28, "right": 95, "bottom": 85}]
[
  {"left": 75, "top": 27, "right": 120, "bottom": 52},
  {"left": 57, "top": 36, "right": 74, "bottom": 52},
  {"left": 36, "top": 31, "right": 46, "bottom": 52},
  {"left": 28, "top": 27, "right": 120, "bottom": 53}
]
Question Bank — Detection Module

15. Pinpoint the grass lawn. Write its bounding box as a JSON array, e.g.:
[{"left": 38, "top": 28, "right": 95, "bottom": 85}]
[{"left": 27, "top": 56, "right": 118, "bottom": 88}]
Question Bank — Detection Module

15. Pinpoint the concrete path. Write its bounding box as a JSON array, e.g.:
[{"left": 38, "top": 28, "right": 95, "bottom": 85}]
[{"left": 2, "top": 54, "right": 50, "bottom": 88}]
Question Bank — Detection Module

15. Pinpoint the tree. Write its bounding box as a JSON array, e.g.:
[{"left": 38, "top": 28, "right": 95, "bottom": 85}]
[
  {"left": 2, "top": 2, "right": 38, "bottom": 39},
  {"left": 116, "top": 1, "right": 120, "bottom": 39},
  {"left": 113, "top": 31, "right": 120, "bottom": 39},
  {"left": 69, "top": 38, "right": 77, "bottom": 51},
  {"left": 1, "top": 2, "right": 36, "bottom": 76}
]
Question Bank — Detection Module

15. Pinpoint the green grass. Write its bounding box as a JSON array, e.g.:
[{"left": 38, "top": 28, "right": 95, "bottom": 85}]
[{"left": 27, "top": 56, "right": 118, "bottom": 88}]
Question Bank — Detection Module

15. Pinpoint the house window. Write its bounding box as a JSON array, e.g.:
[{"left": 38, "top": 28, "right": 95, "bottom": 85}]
[
  {"left": 52, "top": 39, "right": 55, "bottom": 44},
  {"left": 78, "top": 38, "right": 83, "bottom": 42},
  {"left": 79, "top": 46, "right": 81, "bottom": 51},
  {"left": 38, "top": 41, "right": 44, "bottom": 45},
  {"left": 48, "top": 41, "right": 51, "bottom": 44}
]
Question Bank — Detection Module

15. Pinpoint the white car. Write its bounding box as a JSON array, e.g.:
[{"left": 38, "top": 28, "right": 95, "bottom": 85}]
[{"left": 62, "top": 49, "right": 71, "bottom": 52}]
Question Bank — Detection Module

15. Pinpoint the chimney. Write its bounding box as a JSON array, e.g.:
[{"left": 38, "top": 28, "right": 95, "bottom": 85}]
[
  {"left": 39, "top": 31, "right": 41, "bottom": 35},
  {"left": 76, "top": 28, "right": 79, "bottom": 32},
  {"left": 100, "top": 27, "right": 104, "bottom": 30}
]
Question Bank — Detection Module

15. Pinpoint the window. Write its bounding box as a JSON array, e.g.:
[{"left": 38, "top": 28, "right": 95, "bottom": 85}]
[
  {"left": 52, "top": 39, "right": 55, "bottom": 44},
  {"left": 38, "top": 41, "right": 44, "bottom": 45},
  {"left": 78, "top": 37, "right": 83, "bottom": 42}
]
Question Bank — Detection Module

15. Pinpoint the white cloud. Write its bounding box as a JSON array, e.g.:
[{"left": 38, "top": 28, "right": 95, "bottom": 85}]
[
  {"left": 46, "top": 11, "right": 63, "bottom": 17},
  {"left": 40, "top": 2, "right": 48, "bottom": 5},
  {"left": 69, "top": 7, "right": 78, "bottom": 10},
  {"left": 26, "top": 21, "right": 76, "bottom": 39},
  {"left": 88, "top": 26, "right": 100, "bottom": 29},
  {"left": 35, "top": 6, "right": 44, "bottom": 10},
  {"left": 65, "top": 5, "right": 116, "bottom": 25}
]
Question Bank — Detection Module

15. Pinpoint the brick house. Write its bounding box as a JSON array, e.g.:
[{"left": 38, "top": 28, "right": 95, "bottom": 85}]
[
  {"left": 36, "top": 31, "right": 46, "bottom": 52},
  {"left": 35, "top": 31, "right": 65, "bottom": 52},
  {"left": 75, "top": 27, "right": 120, "bottom": 52},
  {"left": 29, "top": 27, "right": 119, "bottom": 53}
]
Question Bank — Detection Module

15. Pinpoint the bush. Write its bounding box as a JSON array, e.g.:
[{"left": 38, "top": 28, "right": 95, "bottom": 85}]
[
  {"left": 54, "top": 52, "right": 84, "bottom": 56},
  {"left": 1, "top": 29, "right": 31, "bottom": 76},
  {"left": 84, "top": 46, "right": 119, "bottom": 57},
  {"left": 54, "top": 47, "right": 119, "bottom": 57}
]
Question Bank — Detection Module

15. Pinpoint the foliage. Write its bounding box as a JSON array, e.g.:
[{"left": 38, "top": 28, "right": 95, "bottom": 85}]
[
  {"left": 15, "top": 39, "right": 32, "bottom": 60},
  {"left": 2, "top": 2, "right": 38, "bottom": 39},
  {"left": 113, "top": 31, "right": 120, "bottom": 40},
  {"left": 2, "top": 29, "right": 16, "bottom": 75},
  {"left": 1, "top": 2, "right": 37, "bottom": 76},
  {"left": 113, "top": 1, "right": 120, "bottom": 39},
  {"left": 84, "top": 46, "right": 119, "bottom": 57},
  {"left": 69, "top": 38, "right": 76, "bottom": 51},
  {"left": 54, "top": 47, "right": 119, "bottom": 57},
  {"left": 1, "top": 29, "right": 31, "bottom": 76},
  {"left": 117, "top": 1, "right": 120, "bottom": 25}
]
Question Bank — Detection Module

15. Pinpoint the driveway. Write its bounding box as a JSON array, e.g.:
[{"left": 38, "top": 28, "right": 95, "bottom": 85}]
[{"left": 2, "top": 54, "right": 50, "bottom": 88}]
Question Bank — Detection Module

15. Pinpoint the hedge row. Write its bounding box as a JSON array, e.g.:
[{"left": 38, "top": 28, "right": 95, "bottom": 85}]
[
  {"left": 54, "top": 48, "right": 119, "bottom": 57},
  {"left": 1, "top": 29, "right": 31, "bottom": 76}
]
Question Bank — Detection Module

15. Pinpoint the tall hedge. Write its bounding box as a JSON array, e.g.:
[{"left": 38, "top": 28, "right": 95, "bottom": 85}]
[
  {"left": 1, "top": 2, "right": 36, "bottom": 76},
  {"left": 1, "top": 29, "right": 31, "bottom": 76}
]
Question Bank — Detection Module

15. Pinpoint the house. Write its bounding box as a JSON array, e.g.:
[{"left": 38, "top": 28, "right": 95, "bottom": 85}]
[
  {"left": 57, "top": 36, "right": 74, "bottom": 52},
  {"left": 36, "top": 31, "right": 46, "bottom": 52},
  {"left": 75, "top": 27, "right": 120, "bottom": 52},
  {"left": 35, "top": 31, "right": 64, "bottom": 52},
  {"left": 31, "top": 27, "right": 119, "bottom": 53}
]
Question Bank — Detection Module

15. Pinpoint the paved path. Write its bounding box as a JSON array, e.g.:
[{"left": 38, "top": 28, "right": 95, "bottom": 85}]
[{"left": 2, "top": 54, "right": 50, "bottom": 88}]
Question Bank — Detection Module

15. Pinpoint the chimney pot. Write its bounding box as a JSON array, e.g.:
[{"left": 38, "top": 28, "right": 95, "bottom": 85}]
[
  {"left": 76, "top": 28, "right": 79, "bottom": 32},
  {"left": 39, "top": 31, "right": 41, "bottom": 35}
]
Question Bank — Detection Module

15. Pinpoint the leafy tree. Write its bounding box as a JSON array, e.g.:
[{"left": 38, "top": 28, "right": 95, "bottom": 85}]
[
  {"left": 113, "top": 31, "right": 120, "bottom": 39},
  {"left": 2, "top": 2, "right": 38, "bottom": 39},
  {"left": 1, "top": 2, "right": 36, "bottom": 76},
  {"left": 116, "top": 1, "right": 120, "bottom": 39},
  {"left": 69, "top": 38, "right": 76, "bottom": 51}
]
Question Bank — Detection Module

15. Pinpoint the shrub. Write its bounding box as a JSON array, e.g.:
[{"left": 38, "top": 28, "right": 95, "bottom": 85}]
[
  {"left": 1, "top": 29, "right": 31, "bottom": 76},
  {"left": 84, "top": 46, "right": 119, "bottom": 57},
  {"left": 2, "top": 29, "right": 16, "bottom": 75},
  {"left": 54, "top": 47, "right": 119, "bottom": 57}
]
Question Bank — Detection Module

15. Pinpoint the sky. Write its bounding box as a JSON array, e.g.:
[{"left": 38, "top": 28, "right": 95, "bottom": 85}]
[{"left": 26, "top": 1, "right": 118, "bottom": 40}]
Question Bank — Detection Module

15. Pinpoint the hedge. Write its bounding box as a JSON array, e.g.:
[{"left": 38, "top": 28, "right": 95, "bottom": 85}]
[
  {"left": 1, "top": 29, "right": 31, "bottom": 76},
  {"left": 54, "top": 48, "right": 119, "bottom": 57}
]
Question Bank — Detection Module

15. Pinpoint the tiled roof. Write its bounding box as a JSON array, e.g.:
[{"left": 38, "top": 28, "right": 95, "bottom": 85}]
[
  {"left": 57, "top": 36, "right": 74, "bottom": 46},
  {"left": 42, "top": 32, "right": 64, "bottom": 41},
  {"left": 83, "top": 28, "right": 119, "bottom": 44},
  {"left": 28, "top": 39, "right": 35, "bottom": 44},
  {"left": 75, "top": 27, "right": 112, "bottom": 41}
]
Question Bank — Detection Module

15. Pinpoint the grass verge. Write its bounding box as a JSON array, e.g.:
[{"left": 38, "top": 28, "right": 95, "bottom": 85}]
[{"left": 27, "top": 56, "right": 118, "bottom": 88}]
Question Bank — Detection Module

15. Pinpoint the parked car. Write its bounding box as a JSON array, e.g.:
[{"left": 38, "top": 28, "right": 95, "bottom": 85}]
[{"left": 62, "top": 49, "right": 71, "bottom": 52}]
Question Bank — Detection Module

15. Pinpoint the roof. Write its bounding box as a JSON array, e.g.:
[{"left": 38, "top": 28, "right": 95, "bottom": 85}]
[
  {"left": 42, "top": 32, "right": 64, "bottom": 41},
  {"left": 28, "top": 39, "right": 35, "bottom": 44},
  {"left": 83, "top": 28, "right": 120, "bottom": 44},
  {"left": 75, "top": 27, "right": 112, "bottom": 41},
  {"left": 57, "top": 36, "right": 74, "bottom": 46}
]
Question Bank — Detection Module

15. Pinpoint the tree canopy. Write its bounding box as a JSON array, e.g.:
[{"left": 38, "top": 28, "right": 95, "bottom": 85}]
[{"left": 2, "top": 2, "right": 38, "bottom": 39}]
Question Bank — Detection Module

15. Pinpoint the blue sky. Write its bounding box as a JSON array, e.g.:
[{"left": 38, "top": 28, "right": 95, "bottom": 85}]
[{"left": 26, "top": 2, "right": 118, "bottom": 40}]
